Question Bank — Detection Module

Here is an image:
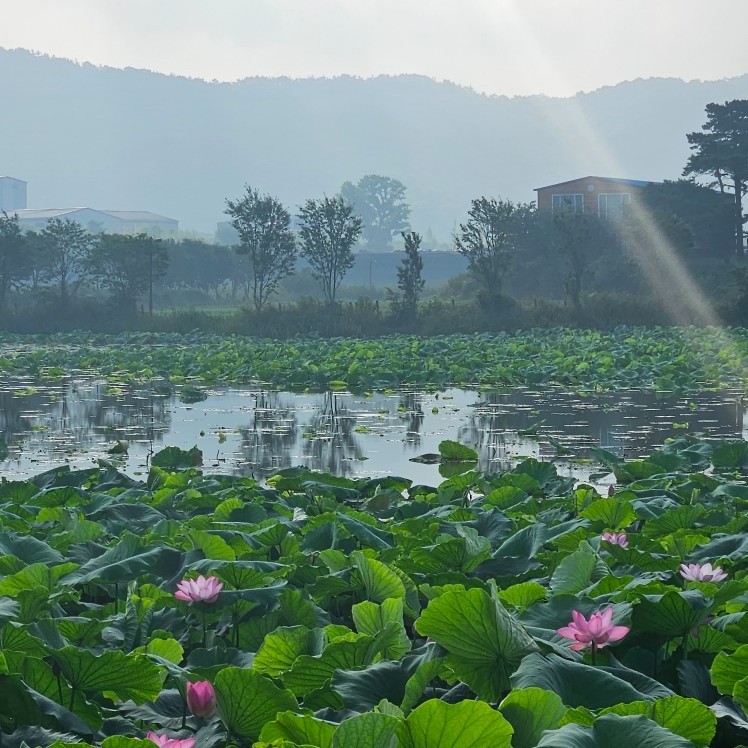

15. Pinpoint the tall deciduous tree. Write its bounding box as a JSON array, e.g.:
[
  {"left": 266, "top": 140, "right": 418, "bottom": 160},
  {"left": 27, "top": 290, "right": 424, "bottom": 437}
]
[
  {"left": 92, "top": 233, "right": 169, "bottom": 315},
  {"left": 396, "top": 230, "right": 425, "bottom": 315},
  {"left": 225, "top": 186, "right": 297, "bottom": 312},
  {"left": 340, "top": 175, "right": 410, "bottom": 251},
  {"left": 684, "top": 100, "right": 748, "bottom": 256},
  {"left": 39, "top": 218, "right": 96, "bottom": 304},
  {"left": 0, "top": 212, "right": 30, "bottom": 313},
  {"left": 298, "top": 196, "right": 363, "bottom": 303},
  {"left": 454, "top": 197, "right": 531, "bottom": 310}
]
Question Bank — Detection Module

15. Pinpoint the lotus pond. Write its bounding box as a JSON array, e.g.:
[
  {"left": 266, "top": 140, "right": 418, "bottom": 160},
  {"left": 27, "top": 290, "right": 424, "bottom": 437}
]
[
  {"left": 3, "top": 327, "right": 748, "bottom": 485},
  {"left": 1, "top": 327, "right": 748, "bottom": 393},
  {"left": 1, "top": 379, "right": 748, "bottom": 486},
  {"left": 2, "top": 329, "right": 748, "bottom": 746},
  {"left": 0, "top": 434, "right": 748, "bottom": 746}
]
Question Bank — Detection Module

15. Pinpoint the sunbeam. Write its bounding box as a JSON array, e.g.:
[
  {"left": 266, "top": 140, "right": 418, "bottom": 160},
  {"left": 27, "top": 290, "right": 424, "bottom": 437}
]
[{"left": 479, "top": 1, "right": 726, "bottom": 329}]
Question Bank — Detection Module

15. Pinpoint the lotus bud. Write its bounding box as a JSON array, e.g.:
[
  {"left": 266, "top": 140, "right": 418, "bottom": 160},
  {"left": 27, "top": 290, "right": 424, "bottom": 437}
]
[{"left": 186, "top": 680, "right": 217, "bottom": 718}]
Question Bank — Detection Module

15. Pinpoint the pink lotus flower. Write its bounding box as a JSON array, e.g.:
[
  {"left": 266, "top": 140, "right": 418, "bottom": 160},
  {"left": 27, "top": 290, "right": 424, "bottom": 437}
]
[
  {"left": 147, "top": 732, "right": 196, "bottom": 748},
  {"left": 186, "top": 680, "right": 217, "bottom": 718},
  {"left": 602, "top": 531, "right": 629, "bottom": 548},
  {"left": 174, "top": 575, "right": 223, "bottom": 603},
  {"left": 679, "top": 562, "right": 727, "bottom": 582},
  {"left": 557, "top": 608, "right": 630, "bottom": 651}
]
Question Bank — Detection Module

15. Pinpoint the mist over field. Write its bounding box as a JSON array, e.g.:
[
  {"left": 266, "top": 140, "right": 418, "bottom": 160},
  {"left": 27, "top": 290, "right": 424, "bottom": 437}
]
[
  {"left": 2, "top": 48, "right": 747, "bottom": 238},
  {"left": 4, "top": 4, "right": 748, "bottom": 742}
]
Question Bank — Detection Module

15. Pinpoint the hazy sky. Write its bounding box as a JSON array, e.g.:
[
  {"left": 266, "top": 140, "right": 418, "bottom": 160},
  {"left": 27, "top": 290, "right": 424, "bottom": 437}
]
[{"left": 2, "top": 0, "right": 747, "bottom": 97}]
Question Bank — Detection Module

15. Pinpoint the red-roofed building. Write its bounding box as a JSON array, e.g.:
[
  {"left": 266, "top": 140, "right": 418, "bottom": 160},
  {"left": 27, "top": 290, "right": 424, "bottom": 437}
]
[{"left": 535, "top": 176, "right": 656, "bottom": 220}]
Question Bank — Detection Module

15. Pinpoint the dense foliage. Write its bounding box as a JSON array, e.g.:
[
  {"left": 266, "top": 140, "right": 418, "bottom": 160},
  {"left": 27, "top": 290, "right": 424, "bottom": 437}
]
[
  {"left": 340, "top": 175, "right": 411, "bottom": 252},
  {"left": 1, "top": 434, "right": 748, "bottom": 746},
  {"left": 224, "top": 187, "right": 297, "bottom": 313},
  {"left": 1, "top": 327, "right": 748, "bottom": 393},
  {"left": 298, "top": 197, "right": 364, "bottom": 304},
  {"left": 684, "top": 100, "right": 748, "bottom": 257}
]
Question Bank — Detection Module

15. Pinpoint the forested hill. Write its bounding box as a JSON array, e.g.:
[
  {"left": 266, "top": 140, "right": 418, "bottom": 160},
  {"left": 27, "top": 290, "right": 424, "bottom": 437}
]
[{"left": 2, "top": 48, "right": 746, "bottom": 239}]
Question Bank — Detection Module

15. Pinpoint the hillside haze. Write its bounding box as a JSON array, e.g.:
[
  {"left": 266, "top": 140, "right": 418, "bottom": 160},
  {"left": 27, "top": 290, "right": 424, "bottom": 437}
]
[{"left": 2, "top": 48, "right": 747, "bottom": 240}]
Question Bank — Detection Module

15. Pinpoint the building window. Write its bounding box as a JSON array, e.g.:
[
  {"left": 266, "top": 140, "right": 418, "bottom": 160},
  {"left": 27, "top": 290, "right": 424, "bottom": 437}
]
[
  {"left": 552, "top": 193, "right": 584, "bottom": 214},
  {"left": 598, "top": 192, "right": 631, "bottom": 220}
]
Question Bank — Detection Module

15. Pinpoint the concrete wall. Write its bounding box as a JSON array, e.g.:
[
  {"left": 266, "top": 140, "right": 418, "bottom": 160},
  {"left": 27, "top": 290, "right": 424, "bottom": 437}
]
[{"left": 345, "top": 251, "right": 468, "bottom": 287}]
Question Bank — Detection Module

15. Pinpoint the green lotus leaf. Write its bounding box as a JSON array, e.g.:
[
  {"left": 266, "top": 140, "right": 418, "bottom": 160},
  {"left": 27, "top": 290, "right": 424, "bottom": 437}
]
[
  {"left": 0, "top": 673, "right": 96, "bottom": 735},
  {"left": 214, "top": 666, "right": 298, "bottom": 742},
  {"left": 0, "top": 562, "right": 78, "bottom": 596},
  {"left": 352, "top": 598, "right": 411, "bottom": 659},
  {"left": 634, "top": 590, "right": 711, "bottom": 638},
  {"left": 101, "top": 738, "right": 158, "bottom": 748},
  {"left": 549, "top": 541, "right": 609, "bottom": 595},
  {"left": 438, "top": 440, "right": 478, "bottom": 462},
  {"left": 403, "top": 699, "right": 513, "bottom": 748},
  {"left": 61, "top": 534, "right": 167, "bottom": 586},
  {"left": 332, "top": 712, "right": 401, "bottom": 748},
  {"left": 511, "top": 654, "right": 662, "bottom": 710},
  {"left": 283, "top": 635, "right": 376, "bottom": 696},
  {"left": 538, "top": 714, "right": 695, "bottom": 747},
  {"left": 53, "top": 647, "right": 164, "bottom": 704},
  {"left": 254, "top": 626, "right": 319, "bottom": 677},
  {"left": 499, "top": 687, "right": 567, "bottom": 748},
  {"left": 711, "top": 644, "right": 748, "bottom": 696},
  {"left": 351, "top": 551, "right": 406, "bottom": 604},
  {"left": 400, "top": 657, "right": 446, "bottom": 715},
  {"left": 598, "top": 696, "right": 715, "bottom": 748},
  {"left": 415, "top": 587, "right": 538, "bottom": 701},
  {"left": 151, "top": 444, "right": 202, "bottom": 469},
  {"left": 260, "top": 711, "right": 337, "bottom": 748},
  {"left": 580, "top": 498, "right": 636, "bottom": 530},
  {"left": 0, "top": 531, "right": 64, "bottom": 565}
]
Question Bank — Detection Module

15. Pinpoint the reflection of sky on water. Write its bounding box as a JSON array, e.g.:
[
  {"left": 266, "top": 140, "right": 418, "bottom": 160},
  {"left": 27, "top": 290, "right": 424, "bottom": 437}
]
[{"left": 0, "top": 377, "right": 745, "bottom": 484}]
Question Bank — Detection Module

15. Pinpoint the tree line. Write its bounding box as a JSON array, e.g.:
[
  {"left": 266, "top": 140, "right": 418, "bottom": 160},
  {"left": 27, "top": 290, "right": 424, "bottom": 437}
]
[
  {"left": 223, "top": 99, "right": 746, "bottom": 316},
  {"left": 0, "top": 99, "right": 745, "bottom": 328},
  {"left": 0, "top": 217, "right": 168, "bottom": 316},
  {"left": 0, "top": 176, "right": 736, "bottom": 325}
]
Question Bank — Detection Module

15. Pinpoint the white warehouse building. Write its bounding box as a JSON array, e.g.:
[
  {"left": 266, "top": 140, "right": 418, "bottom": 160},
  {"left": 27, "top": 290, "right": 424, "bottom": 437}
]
[
  {"left": 11, "top": 207, "right": 179, "bottom": 237},
  {"left": 1, "top": 176, "right": 178, "bottom": 237}
]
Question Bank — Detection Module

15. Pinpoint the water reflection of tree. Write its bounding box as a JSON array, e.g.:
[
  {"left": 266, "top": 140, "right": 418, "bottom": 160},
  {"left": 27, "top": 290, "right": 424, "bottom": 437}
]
[
  {"left": 458, "top": 390, "right": 748, "bottom": 470},
  {"left": 457, "top": 396, "right": 524, "bottom": 474},
  {"left": 399, "top": 392, "right": 424, "bottom": 446},
  {"left": 238, "top": 392, "right": 298, "bottom": 477},
  {"left": 302, "top": 391, "right": 364, "bottom": 476},
  {"left": 0, "top": 379, "right": 171, "bottom": 459}
]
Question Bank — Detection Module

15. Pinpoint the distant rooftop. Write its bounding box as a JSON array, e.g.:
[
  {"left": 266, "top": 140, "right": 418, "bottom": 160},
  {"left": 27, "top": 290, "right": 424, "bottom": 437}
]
[
  {"left": 535, "top": 176, "right": 657, "bottom": 191},
  {"left": 12, "top": 208, "right": 89, "bottom": 219},
  {"left": 100, "top": 210, "right": 178, "bottom": 223},
  {"left": 12, "top": 207, "right": 178, "bottom": 224},
  {"left": 0, "top": 176, "right": 27, "bottom": 183}
]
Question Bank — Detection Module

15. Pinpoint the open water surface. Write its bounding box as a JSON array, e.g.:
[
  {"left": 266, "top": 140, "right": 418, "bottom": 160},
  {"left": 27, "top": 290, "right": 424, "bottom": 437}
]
[{"left": 1, "top": 377, "right": 746, "bottom": 484}]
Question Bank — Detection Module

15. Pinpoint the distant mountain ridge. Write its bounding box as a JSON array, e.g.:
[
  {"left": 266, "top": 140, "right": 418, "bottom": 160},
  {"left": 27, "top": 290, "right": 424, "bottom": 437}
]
[{"left": 1, "top": 48, "right": 746, "bottom": 239}]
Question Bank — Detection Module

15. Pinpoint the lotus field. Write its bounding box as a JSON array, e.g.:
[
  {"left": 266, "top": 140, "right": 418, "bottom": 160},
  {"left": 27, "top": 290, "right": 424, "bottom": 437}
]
[
  {"left": 3, "top": 327, "right": 748, "bottom": 747},
  {"left": 0, "top": 433, "right": 748, "bottom": 747},
  {"left": 1, "top": 327, "right": 748, "bottom": 391}
]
